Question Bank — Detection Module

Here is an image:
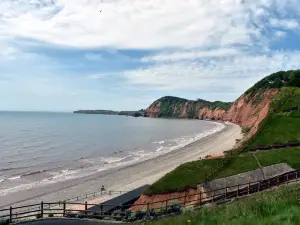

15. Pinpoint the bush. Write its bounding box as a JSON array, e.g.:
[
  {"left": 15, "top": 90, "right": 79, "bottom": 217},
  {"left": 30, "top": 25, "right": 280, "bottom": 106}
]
[
  {"left": 180, "top": 206, "right": 195, "bottom": 214},
  {"left": 156, "top": 208, "right": 168, "bottom": 217},
  {"left": 65, "top": 212, "right": 77, "bottom": 218},
  {"left": 0, "top": 219, "right": 9, "bottom": 225},
  {"left": 90, "top": 212, "right": 103, "bottom": 220},
  {"left": 127, "top": 212, "right": 137, "bottom": 222},
  {"left": 168, "top": 204, "right": 181, "bottom": 214},
  {"left": 242, "top": 127, "right": 251, "bottom": 134},
  {"left": 48, "top": 213, "right": 54, "bottom": 218},
  {"left": 136, "top": 210, "right": 147, "bottom": 220},
  {"left": 112, "top": 210, "right": 123, "bottom": 221},
  {"left": 36, "top": 214, "right": 42, "bottom": 219},
  {"left": 76, "top": 213, "right": 85, "bottom": 219}
]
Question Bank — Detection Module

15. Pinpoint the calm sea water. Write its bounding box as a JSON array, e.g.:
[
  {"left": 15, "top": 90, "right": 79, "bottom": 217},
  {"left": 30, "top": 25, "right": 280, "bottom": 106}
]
[{"left": 0, "top": 112, "right": 224, "bottom": 197}]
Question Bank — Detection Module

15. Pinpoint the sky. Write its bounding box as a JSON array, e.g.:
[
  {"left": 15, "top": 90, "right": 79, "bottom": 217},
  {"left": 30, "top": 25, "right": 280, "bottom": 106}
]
[{"left": 1, "top": 0, "right": 300, "bottom": 112}]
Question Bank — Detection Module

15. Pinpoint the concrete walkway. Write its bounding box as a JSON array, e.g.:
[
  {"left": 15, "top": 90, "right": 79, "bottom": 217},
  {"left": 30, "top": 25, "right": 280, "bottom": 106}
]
[{"left": 17, "top": 219, "right": 124, "bottom": 225}]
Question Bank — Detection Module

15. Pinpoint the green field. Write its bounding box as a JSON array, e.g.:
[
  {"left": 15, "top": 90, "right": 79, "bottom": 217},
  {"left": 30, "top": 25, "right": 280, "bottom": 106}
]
[
  {"left": 145, "top": 184, "right": 300, "bottom": 225},
  {"left": 246, "top": 116, "right": 300, "bottom": 148},
  {"left": 145, "top": 147, "right": 300, "bottom": 195}
]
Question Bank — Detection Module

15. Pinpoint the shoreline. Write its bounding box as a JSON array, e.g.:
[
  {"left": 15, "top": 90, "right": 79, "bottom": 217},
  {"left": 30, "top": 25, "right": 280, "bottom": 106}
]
[{"left": 0, "top": 121, "right": 242, "bottom": 209}]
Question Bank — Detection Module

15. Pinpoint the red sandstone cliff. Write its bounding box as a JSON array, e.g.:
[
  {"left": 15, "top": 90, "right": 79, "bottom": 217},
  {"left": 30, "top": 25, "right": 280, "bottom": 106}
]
[
  {"left": 145, "top": 89, "right": 278, "bottom": 137},
  {"left": 135, "top": 90, "right": 279, "bottom": 211}
]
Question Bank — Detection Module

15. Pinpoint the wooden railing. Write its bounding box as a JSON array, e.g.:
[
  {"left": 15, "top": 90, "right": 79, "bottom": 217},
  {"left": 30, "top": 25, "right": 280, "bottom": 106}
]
[{"left": 1, "top": 170, "right": 299, "bottom": 224}]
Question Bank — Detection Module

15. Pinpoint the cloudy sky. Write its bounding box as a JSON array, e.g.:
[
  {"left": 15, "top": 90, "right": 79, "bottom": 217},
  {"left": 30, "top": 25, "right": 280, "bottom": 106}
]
[{"left": 1, "top": 0, "right": 300, "bottom": 111}]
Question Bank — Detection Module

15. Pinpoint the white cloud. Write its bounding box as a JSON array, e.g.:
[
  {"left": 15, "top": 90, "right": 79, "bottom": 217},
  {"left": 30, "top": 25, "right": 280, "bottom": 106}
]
[
  {"left": 141, "top": 48, "right": 243, "bottom": 63},
  {"left": 123, "top": 50, "right": 300, "bottom": 97},
  {"left": 275, "top": 30, "right": 286, "bottom": 38},
  {"left": 270, "top": 18, "right": 299, "bottom": 29},
  {"left": 0, "top": 0, "right": 281, "bottom": 49},
  {"left": 1, "top": 0, "right": 300, "bottom": 109}
]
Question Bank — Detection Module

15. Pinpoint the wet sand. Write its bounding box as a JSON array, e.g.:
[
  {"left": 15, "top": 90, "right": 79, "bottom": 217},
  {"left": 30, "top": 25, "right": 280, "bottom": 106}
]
[{"left": 0, "top": 122, "right": 242, "bottom": 209}]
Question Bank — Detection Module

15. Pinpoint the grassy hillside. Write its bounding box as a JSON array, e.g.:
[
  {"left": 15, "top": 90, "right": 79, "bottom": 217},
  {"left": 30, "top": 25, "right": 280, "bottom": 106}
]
[
  {"left": 246, "top": 87, "right": 300, "bottom": 148},
  {"left": 245, "top": 70, "right": 300, "bottom": 96},
  {"left": 146, "top": 183, "right": 300, "bottom": 225},
  {"left": 145, "top": 147, "right": 300, "bottom": 195}
]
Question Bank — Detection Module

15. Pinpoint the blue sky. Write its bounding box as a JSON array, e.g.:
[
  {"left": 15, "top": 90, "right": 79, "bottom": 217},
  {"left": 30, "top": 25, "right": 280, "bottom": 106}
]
[{"left": 1, "top": 0, "right": 300, "bottom": 111}]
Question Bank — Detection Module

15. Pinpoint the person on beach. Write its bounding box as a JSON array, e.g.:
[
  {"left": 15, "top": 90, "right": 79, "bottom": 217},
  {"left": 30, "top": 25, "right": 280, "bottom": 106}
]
[{"left": 101, "top": 185, "right": 105, "bottom": 194}]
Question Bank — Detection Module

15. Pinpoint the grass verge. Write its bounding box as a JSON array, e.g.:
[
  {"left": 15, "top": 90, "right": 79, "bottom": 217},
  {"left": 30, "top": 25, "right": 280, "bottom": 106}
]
[{"left": 144, "top": 183, "right": 300, "bottom": 225}]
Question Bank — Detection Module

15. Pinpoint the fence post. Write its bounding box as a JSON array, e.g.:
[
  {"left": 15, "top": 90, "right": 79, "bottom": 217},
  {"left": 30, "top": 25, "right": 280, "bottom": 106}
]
[
  {"left": 41, "top": 201, "right": 44, "bottom": 218},
  {"left": 85, "top": 201, "right": 88, "bottom": 217},
  {"left": 147, "top": 202, "right": 150, "bottom": 213},
  {"left": 63, "top": 201, "right": 66, "bottom": 217},
  {"left": 199, "top": 191, "right": 202, "bottom": 205},
  {"left": 248, "top": 182, "right": 250, "bottom": 195},
  {"left": 9, "top": 207, "right": 12, "bottom": 223},
  {"left": 165, "top": 200, "right": 168, "bottom": 212}
]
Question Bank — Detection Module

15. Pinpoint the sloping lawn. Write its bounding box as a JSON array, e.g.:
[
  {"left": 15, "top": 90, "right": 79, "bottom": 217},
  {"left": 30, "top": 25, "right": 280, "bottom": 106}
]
[
  {"left": 247, "top": 116, "right": 300, "bottom": 148},
  {"left": 145, "top": 184, "right": 300, "bottom": 225}
]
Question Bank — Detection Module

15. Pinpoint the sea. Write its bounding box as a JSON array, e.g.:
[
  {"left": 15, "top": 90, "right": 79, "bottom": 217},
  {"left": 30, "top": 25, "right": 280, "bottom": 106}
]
[{"left": 0, "top": 111, "right": 225, "bottom": 202}]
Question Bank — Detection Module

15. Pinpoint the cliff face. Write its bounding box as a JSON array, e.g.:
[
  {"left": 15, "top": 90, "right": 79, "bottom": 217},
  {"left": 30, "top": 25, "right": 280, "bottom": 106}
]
[{"left": 145, "top": 89, "right": 279, "bottom": 136}]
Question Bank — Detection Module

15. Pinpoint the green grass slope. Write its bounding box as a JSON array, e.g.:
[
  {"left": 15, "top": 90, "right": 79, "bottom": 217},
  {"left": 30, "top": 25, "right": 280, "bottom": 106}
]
[
  {"left": 246, "top": 87, "right": 300, "bottom": 148},
  {"left": 145, "top": 147, "right": 300, "bottom": 195},
  {"left": 146, "top": 184, "right": 300, "bottom": 225}
]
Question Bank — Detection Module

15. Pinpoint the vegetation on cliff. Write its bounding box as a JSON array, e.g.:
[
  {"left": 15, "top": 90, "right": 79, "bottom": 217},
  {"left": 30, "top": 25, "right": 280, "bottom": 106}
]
[
  {"left": 147, "top": 183, "right": 300, "bottom": 225},
  {"left": 147, "top": 96, "right": 231, "bottom": 118},
  {"left": 245, "top": 70, "right": 300, "bottom": 96},
  {"left": 245, "top": 87, "right": 300, "bottom": 148}
]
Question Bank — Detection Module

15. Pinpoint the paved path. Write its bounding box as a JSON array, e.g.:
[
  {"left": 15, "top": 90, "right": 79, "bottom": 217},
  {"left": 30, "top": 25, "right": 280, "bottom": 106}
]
[{"left": 16, "top": 219, "right": 124, "bottom": 225}]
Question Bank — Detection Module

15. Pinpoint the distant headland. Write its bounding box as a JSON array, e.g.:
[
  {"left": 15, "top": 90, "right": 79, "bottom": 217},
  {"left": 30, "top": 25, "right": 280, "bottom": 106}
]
[{"left": 73, "top": 109, "right": 145, "bottom": 117}]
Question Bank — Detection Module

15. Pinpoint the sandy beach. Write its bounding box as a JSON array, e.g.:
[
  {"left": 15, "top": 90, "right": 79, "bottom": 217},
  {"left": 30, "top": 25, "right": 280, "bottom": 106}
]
[{"left": 0, "top": 122, "right": 242, "bottom": 209}]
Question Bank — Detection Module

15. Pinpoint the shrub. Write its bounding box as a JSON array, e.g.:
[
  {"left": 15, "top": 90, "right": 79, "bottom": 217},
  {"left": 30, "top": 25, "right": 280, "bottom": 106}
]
[
  {"left": 0, "top": 219, "right": 9, "bottom": 225},
  {"left": 126, "top": 212, "right": 136, "bottom": 222},
  {"left": 48, "top": 213, "right": 54, "bottom": 218},
  {"left": 168, "top": 204, "right": 181, "bottom": 214},
  {"left": 112, "top": 210, "right": 123, "bottom": 221},
  {"left": 91, "top": 212, "right": 103, "bottom": 220},
  {"left": 36, "top": 214, "right": 42, "bottom": 219},
  {"left": 242, "top": 127, "right": 251, "bottom": 134},
  {"left": 65, "top": 212, "right": 77, "bottom": 218},
  {"left": 76, "top": 213, "right": 85, "bottom": 219},
  {"left": 181, "top": 206, "right": 194, "bottom": 214},
  {"left": 135, "top": 210, "right": 147, "bottom": 220}
]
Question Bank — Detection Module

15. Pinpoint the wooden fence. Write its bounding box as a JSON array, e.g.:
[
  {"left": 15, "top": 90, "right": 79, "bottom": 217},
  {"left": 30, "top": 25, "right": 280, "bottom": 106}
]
[{"left": 1, "top": 170, "right": 299, "bottom": 223}]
